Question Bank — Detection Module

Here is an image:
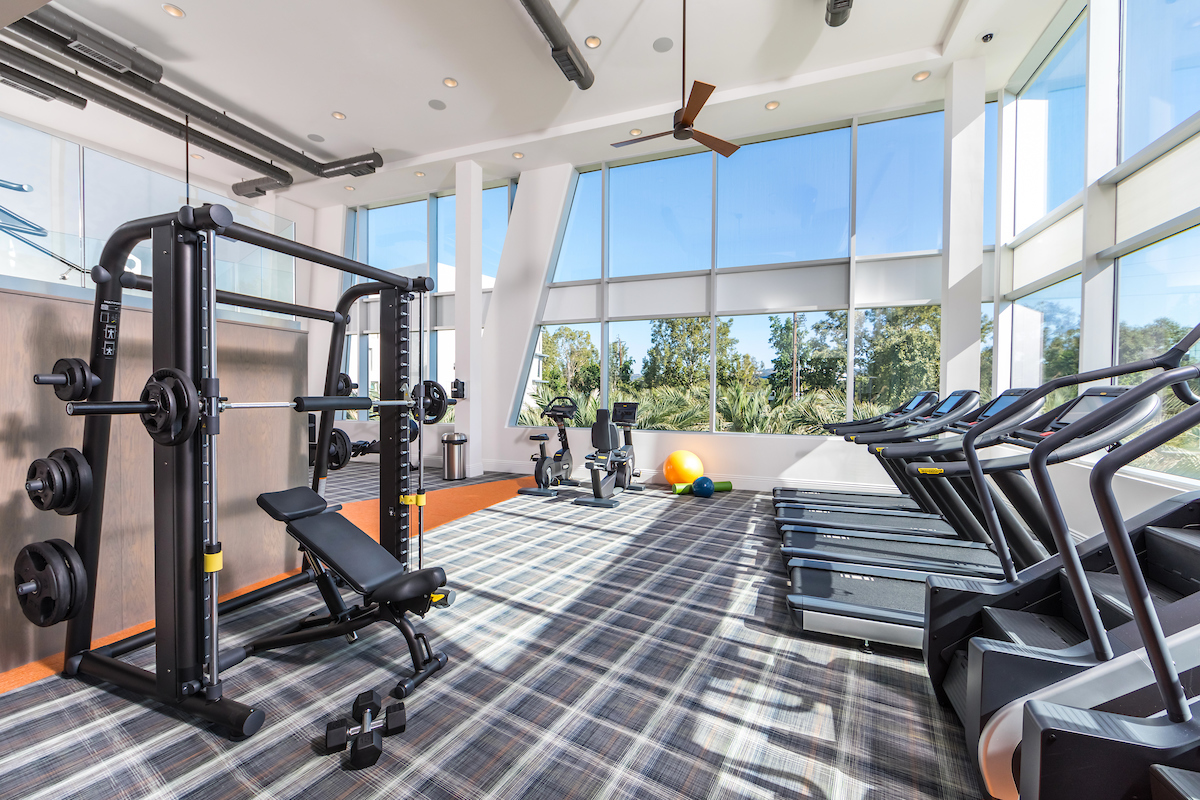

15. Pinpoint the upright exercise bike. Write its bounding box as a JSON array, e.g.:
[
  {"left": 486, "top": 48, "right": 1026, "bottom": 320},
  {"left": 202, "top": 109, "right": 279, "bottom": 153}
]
[
  {"left": 518, "top": 396, "right": 580, "bottom": 497},
  {"left": 575, "top": 402, "right": 643, "bottom": 509}
]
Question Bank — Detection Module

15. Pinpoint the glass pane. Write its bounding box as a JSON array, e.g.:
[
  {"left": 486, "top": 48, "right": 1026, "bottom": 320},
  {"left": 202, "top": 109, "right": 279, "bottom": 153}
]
[
  {"left": 367, "top": 199, "right": 427, "bottom": 279},
  {"left": 855, "top": 306, "right": 941, "bottom": 407},
  {"left": 984, "top": 101, "right": 997, "bottom": 247},
  {"left": 855, "top": 112, "right": 944, "bottom": 255},
  {"left": 1014, "top": 13, "right": 1087, "bottom": 231},
  {"left": 436, "top": 194, "right": 455, "bottom": 290},
  {"left": 1116, "top": 225, "right": 1200, "bottom": 479},
  {"left": 516, "top": 323, "right": 601, "bottom": 428},
  {"left": 0, "top": 115, "right": 82, "bottom": 285},
  {"left": 716, "top": 127, "right": 851, "bottom": 267},
  {"left": 609, "top": 153, "right": 712, "bottom": 277},
  {"left": 608, "top": 317, "right": 711, "bottom": 430},
  {"left": 1122, "top": 0, "right": 1200, "bottom": 159},
  {"left": 84, "top": 148, "right": 294, "bottom": 310},
  {"left": 552, "top": 170, "right": 601, "bottom": 282},
  {"left": 483, "top": 185, "right": 508, "bottom": 280},
  {"left": 432, "top": 329, "right": 456, "bottom": 423},
  {"left": 1011, "top": 275, "right": 1081, "bottom": 408},
  {"left": 715, "top": 312, "right": 849, "bottom": 434},
  {"left": 981, "top": 302, "right": 995, "bottom": 402}
]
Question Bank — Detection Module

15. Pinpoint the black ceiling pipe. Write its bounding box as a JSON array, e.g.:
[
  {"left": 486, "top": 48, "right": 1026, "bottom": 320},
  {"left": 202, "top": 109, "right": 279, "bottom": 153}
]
[
  {"left": 26, "top": 5, "right": 161, "bottom": 82},
  {"left": 826, "top": 0, "right": 853, "bottom": 27},
  {"left": 517, "top": 0, "right": 594, "bottom": 90},
  {"left": 0, "top": 61, "right": 86, "bottom": 107},
  {"left": 9, "top": 14, "right": 382, "bottom": 180},
  {"left": 0, "top": 40, "right": 293, "bottom": 192}
]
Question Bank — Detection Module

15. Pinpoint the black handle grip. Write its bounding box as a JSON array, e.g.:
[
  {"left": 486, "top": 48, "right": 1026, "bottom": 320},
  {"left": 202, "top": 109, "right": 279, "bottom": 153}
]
[{"left": 292, "top": 396, "right": 373, "bottom": 412}]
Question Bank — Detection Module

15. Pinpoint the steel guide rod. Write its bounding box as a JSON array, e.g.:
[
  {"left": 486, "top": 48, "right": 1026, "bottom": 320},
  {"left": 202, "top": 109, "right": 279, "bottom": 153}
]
[{"left": 201, "top": 229, "right": 220, "bottom": 694}]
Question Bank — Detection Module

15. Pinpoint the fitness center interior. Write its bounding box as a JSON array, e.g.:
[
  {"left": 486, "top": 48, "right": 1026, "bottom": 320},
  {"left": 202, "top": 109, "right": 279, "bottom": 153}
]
[{"left": 2, "top": 1, "right": 1200, "bottom": 798}]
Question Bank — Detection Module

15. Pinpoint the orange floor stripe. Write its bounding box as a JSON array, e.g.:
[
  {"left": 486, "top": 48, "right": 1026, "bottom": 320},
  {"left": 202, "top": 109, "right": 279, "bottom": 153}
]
[{"left": 0, "top": 477, "right": 534, "bottom": 695}]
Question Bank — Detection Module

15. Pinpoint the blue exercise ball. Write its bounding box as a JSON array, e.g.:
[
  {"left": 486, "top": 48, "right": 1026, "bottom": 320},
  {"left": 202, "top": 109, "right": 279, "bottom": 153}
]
[{"left": 693, "top": 476, "right": 715, "bottom": 498}]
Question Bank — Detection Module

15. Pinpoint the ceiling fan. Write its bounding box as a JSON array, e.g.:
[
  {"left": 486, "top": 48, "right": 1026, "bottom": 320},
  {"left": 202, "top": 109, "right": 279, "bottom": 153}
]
[{"left": 610, "top": 0, "right": 739, "bottom": 158}]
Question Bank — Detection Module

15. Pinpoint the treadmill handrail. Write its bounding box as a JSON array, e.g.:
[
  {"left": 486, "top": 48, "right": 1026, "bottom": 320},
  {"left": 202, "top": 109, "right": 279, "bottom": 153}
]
[
  {"left": 960, "top": 320, "right": 1200, "bottom": 583},
  {"left": 1030, "top": 366, "right": 1200, "bottom": 663},
  {"left": 1090, "top": 391, "right": 1200, "bottom": 725},
  {"left": 830, "top": 392, "right": 940, "bottom": 434},
  {"left": 849, "top": 391, "right": 979, "bottom": 445},
  {"left": 823, "top": 393, "right": 926, "bottom": 432}
]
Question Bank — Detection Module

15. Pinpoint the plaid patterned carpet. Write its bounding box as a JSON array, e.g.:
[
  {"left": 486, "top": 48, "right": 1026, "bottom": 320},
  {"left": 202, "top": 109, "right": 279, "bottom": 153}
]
[{"left": 0, "top": 487, "right": 982, "bottom": 800}]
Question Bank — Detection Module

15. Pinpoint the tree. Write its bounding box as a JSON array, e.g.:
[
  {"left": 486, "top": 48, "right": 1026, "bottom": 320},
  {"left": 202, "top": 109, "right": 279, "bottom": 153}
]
[
  {"left": 856, "top": 306, "right": 940, "bottom": 407},
  {"left": 541, "top": 326, "right": 599, "bottom": 395},
  {"left": 641, "top": 318, "right": 712, "bottom": 388},
  {"left": 767, "top": 311, "right": 848, "bottom": 399},
  {"left": 980, "top": 311, "right": 994, "bottom": 402},
  {"left": 608, "top": 337, "right": 635, "bottom": 391}
]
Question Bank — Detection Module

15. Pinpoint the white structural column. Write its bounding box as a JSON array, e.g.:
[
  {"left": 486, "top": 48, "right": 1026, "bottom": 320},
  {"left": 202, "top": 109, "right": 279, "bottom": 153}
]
[
  {"left": 1079, "top": 0, "right": 1120, "bottom": 373},
  {"left": 455, "top": 160, "right": 484, "bottom": 477},
  {"left": 993, "top": 91, "right": 1018, "bottom": 394},
  {"left": 940, "top": 59, "right": 987, "bottom": 394}
]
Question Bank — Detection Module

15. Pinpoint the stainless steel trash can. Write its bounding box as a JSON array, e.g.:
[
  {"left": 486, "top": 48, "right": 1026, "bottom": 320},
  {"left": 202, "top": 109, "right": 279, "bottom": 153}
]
[{"left": 441, "top": 433, "right": 467, "bottom": 481}]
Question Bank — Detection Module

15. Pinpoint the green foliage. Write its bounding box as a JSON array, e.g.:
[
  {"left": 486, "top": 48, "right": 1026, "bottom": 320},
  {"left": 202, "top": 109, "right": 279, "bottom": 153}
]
[
  {"left": 980, "top": 310, "right": 994, "bottom": 403},
  {"left": 856, "top": 306, "right": 941, "bottom": 407},
  {"left": 767, "top": 311, "right": 848, "bottom": 399},
  {"left": 541, "top": 326, "right": 601, "bottom": 395}
]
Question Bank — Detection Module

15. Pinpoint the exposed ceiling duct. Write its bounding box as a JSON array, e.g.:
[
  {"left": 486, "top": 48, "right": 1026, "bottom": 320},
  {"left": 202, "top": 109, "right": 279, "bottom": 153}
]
[
  {"left": 0, "top": 62, "right": 86, "bottom": 107},
  {"left": 517, "top": 0, "right": 594, "bottom": 90},
  {"left": 826, "top": 0, "right": 853, "bottom": 27},
  {"left": 0, "top": 39, "right": 295, "bottom": 193},
  {"left": 5, "top": 5, "right": 383, "bottom": 192}
]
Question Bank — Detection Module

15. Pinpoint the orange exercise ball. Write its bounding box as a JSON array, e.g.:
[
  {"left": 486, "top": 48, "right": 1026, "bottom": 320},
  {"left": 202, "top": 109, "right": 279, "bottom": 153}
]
[{"left": 663, "top": 450, "right": 704, "bottom": 485}]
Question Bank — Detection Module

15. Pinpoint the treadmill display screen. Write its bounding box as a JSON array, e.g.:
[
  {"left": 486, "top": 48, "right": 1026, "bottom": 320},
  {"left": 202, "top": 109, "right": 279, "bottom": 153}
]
[
  {"left": 979, "top": 393, "right": 1023, "bottom": 419},
  {"left": 1055, "top": 394, "right": 1115, "bottom": 426},
  {"left": 902, "top": 394, "right": 926, "bottom": 412},
  {"left": 932, "top": 395, "right": 963, "bottom": 415}
]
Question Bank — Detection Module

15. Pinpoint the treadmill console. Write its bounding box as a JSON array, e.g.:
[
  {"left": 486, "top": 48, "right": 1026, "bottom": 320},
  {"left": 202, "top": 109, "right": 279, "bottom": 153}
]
[
  {"left": 1048, "top": 387, "right": 1129, "bottom": 430},
  {"left": 977, "top": 389, "right": 1031, "bottom": 420},
  {"left": 611, "top": 402, "right": 638, "bottom": 426},
  {"left": 929, "top": 390, "right": 973, "bottom": 417},
  {"left": 902, "top": 392, "right": 935, "bottom": 413}
]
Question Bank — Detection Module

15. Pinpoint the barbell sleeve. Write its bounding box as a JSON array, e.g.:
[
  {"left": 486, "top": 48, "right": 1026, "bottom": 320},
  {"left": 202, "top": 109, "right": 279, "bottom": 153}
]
[
  {"left": 292, "top": 396, "right": 374, "bottom": 412},
  {"left": 33, "top": 373, "right": 68, "bottom": 385},
  {"left": 66, "top": 401, "right": 157, "bottom": 416}
]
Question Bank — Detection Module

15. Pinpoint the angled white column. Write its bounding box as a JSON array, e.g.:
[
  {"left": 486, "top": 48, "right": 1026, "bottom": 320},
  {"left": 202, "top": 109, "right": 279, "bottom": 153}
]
[
  {"left": 941, "top": 58, "right": 987, "bottom": 394},
  {"left": 454, "top": 160, "right": 484, "bottom": 477},
  {"left": 1079, "top": 0, "right": 1120, "bottom": 374}
]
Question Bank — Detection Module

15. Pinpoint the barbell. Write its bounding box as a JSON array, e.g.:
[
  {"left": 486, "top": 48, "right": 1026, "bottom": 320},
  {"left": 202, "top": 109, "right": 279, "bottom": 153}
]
[{"left": 63, "top": 371, "right": 454, "bottom": 446}]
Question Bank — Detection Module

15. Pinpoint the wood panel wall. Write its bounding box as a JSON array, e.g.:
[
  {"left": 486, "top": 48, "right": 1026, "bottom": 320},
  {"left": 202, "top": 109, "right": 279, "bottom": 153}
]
[{"left": 0, "top": 287, "right": 307, "bottom": 672}]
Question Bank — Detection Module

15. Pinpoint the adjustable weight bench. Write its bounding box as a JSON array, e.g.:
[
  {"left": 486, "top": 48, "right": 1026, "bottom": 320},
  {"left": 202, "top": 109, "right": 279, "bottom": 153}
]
[{"left": 249, "top": 487, "right": 452, "bottom": 700}]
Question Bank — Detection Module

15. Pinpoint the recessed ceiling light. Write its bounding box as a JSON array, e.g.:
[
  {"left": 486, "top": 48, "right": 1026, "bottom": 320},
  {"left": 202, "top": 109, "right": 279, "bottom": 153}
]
[
  {"left": 307, "top": 133, "right": 325, "bottom": 143},
  {"left": 344, "top": 185, "right": 355, "bottom": 191},
  {"left": 653, "top": 37, "right": 673, "bottom": 53},
  {"left": 630, "top": 128, "right": 642, "bottom": 136},
  {"left": 162, "top": 4, "right": 185, "bottom": 18},
  {"left": 765, "top": 100, "right": 780, "bottom": 110},
  {"left": 414, "top": 171, "right": 425, "bottom": 177},
  {"left": 443, "top": 77, "right": 458, "bottom": 88},
  {"left": 331, "top": 111, "right": 346, "bottom": 120},
  {"left": 513, "top": 152, "right": 525, "bottom": 159},
  {"left": 912, "top": 70, "right": 931, "bottom": 82},
  {"left": 585, "top": 36, "right": 601, "bottom": 49},
  {"left": 190, "top": 153, "right": 203, "bottom": 160},
  {"left": 429, "top": 99, "right": 447, "bottom": 111}
]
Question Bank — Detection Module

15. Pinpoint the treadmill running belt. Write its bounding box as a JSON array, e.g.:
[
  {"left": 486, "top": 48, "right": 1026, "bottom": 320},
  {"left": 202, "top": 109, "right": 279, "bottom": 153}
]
[{"left": 776, "top": 507, "right": 956, "bottom": 534}]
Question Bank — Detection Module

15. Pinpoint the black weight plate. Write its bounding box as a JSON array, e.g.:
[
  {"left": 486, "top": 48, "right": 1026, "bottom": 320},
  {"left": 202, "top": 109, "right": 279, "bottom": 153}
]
[
  {"left": 329, "top": 428, "right": 351, "bottom": 471},
  {"left": 26, "top": 457, "right": 66, "bottom": 512},
  {"left": 422, "top": 380, "right": 448, "bottom": 424},
  {"left": 52, "top": 358, "right": 92, "bottom": 402},
  {"left": 50, "top": 448, "right": 93, "bottom": 516},
  {"left": 14, "top": 541, "right": 71, "bottom": 626},
  {"left": 408, "top": 418, "right": 419, "bottom": 443},
  {"left": 141, "top": 368, "right": 200, "bottom": 446},
  {"left": 46, "top": 538, "right": 87, "bottom": 622}
]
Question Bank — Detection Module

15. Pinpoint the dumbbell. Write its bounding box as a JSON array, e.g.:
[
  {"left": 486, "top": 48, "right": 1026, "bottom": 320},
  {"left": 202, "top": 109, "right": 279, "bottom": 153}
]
[{"left": 324, "top": 690, "right": 406, "bottom": 768}]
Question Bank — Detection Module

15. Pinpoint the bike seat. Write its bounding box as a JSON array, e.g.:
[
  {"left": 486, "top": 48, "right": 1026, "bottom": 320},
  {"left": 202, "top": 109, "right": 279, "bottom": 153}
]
[{"left": 530, "top": 433, "right": 550, "bottom": 441}]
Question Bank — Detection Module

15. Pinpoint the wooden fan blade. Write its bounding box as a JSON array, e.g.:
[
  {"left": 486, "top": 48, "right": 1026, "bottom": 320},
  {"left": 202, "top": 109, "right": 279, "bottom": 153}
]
[
  {"left": 611, "top": 130, "right": 673, "bottom": 147},
  {"left": 692, "top": 129, "right": 740, "bottom": 158},
  {"left": 680, "top": 81, "right": 715, "bottom": 128}
]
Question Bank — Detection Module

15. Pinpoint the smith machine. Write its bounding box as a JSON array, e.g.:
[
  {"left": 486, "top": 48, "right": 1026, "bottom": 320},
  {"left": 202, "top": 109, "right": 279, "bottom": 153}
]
[{"left": 13, "top": 204, "right": 455, "bottom": 755}]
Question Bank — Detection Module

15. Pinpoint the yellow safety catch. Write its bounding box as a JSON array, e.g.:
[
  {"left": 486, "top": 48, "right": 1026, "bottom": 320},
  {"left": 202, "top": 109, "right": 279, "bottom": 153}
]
[
  {"left": 401, "top": 494, "right": 418, "bottom": 505},
  {"left": 917, "top": 467, "right": 944, "bottom": 475},
  {"left": 203, "top": 550, "right": 223, "bottom": 573},
  {"left": 848, "top": 435, "right": 856, "bottom": 441}
]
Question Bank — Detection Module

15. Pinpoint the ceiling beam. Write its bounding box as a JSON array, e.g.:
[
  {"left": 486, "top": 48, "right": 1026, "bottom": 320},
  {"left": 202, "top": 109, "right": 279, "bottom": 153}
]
[{"left": 0, "top": 1, "right": 49, "bottom": 30}]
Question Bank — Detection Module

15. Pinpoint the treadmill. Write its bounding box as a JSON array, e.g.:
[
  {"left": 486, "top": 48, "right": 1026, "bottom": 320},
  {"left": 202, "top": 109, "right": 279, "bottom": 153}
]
[
  {"left": 776, "top": 389, "right": 982, "bottom": 516},
  {"left": 778, "top": 389, "right": 1039, "bottom": 579},
  {"left": 783, "top": 385, "right": 1161, "bottom": 649},
  {"left": 774, "top": 391, "right": 940, "bottom": 510}
]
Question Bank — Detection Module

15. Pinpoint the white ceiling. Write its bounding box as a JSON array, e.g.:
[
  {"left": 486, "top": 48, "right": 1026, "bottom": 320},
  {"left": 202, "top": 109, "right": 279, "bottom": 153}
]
[{"left": 0, "top": 0, "right": 1067, "bottom": 210}]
